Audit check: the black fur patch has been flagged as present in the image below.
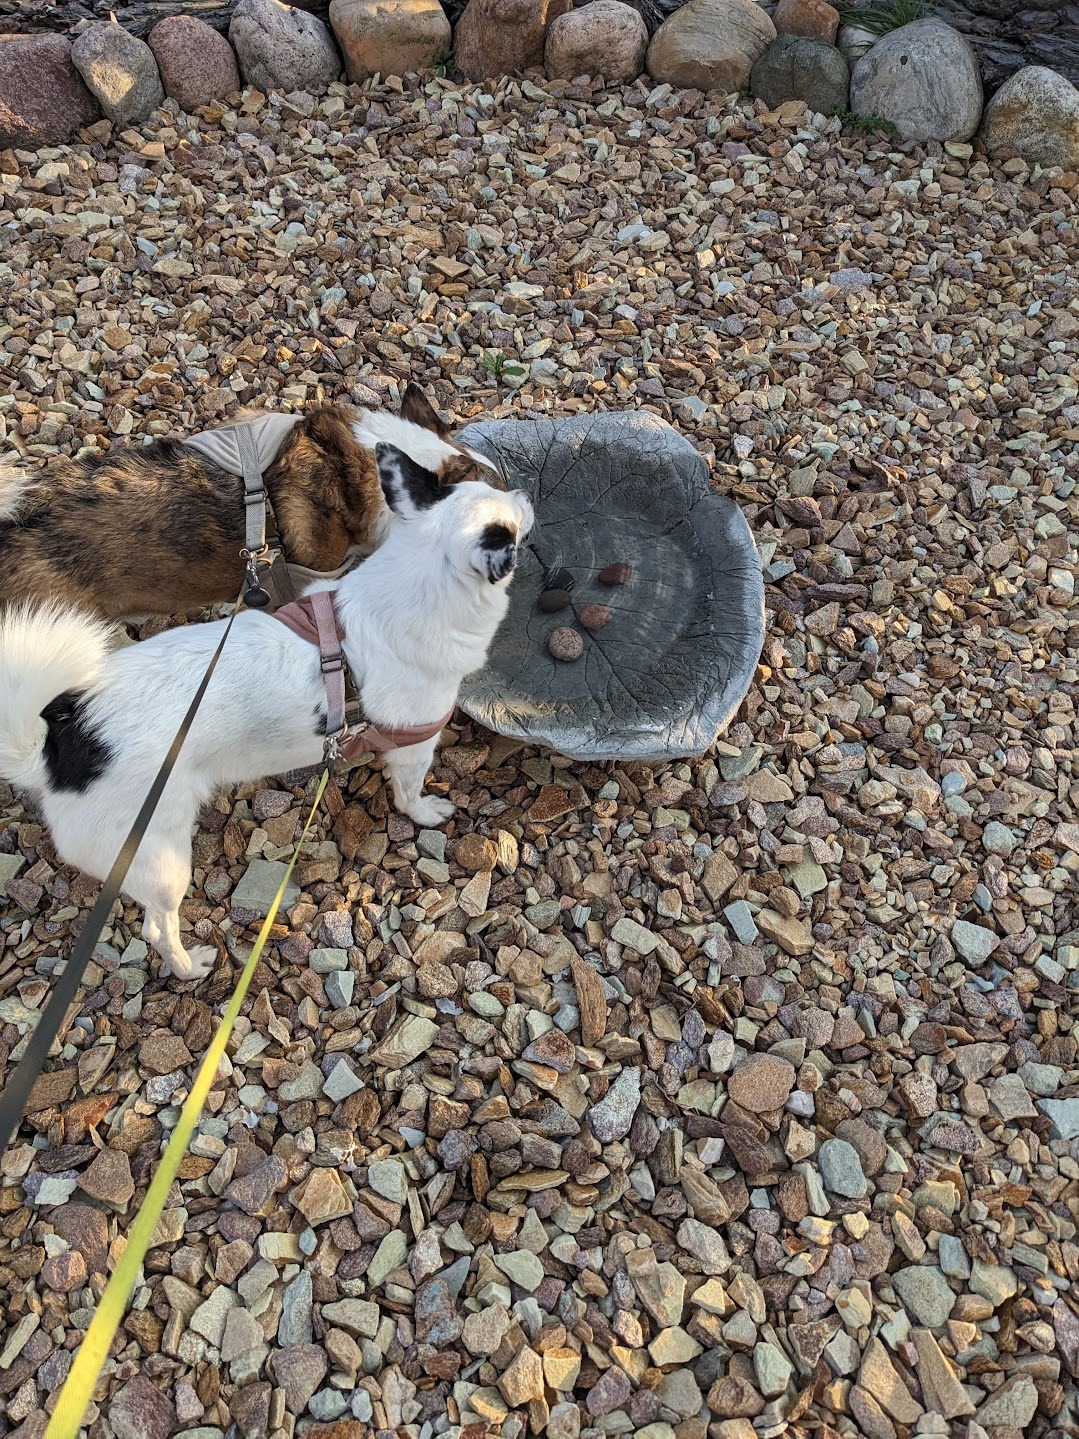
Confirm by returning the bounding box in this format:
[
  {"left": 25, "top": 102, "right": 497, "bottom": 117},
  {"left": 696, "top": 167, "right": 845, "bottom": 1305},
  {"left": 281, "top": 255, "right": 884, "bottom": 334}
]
[
  {"left": 41, "top": 690, "right": 113, "bottom": 793},
  {"left": 375, "top": 444, "right": 447, "bottom": 514},
  {"left": 479, "top": 522, "right": 518, "bottom": 582}
]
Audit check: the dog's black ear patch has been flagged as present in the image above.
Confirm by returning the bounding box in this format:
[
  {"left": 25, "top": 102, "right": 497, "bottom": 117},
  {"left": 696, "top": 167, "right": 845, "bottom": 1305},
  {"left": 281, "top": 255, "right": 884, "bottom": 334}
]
[
  {"left": 479, "top": 521, "right": 517, "bottom": 582},
  {"left": 42, "top": 690, "right": 113, "bottom": 793},
  {"left": 399, "top": 384, "right": 449, "bottom": 438},
  {"left": 376, "top": 443, "right": 447, "bottom": 515}
]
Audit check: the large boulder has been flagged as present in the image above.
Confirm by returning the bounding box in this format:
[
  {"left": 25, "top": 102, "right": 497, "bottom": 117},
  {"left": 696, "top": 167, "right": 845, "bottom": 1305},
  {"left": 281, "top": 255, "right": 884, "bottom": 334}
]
[
  {"left": 71, "top": 21, "right": 165, "bottom": 125},
  {"left": 751, "top": 34, "right": 849, "bottom": 115},
  {"left": 850, "top": 18, "right": 982, "bottom": 143},
  {"left": 148, "top": 15, "right": 240, "bottom": 109},
  {"left": 454, "top": 0, "right": 571, "bottom": 81},
  {"left": 646, "top": 0, "right": 776, "bottom": 94},
  {"left": 773, "top": 0, "right": 839, "bottom": 45},
  {"left": 0, "top": 34, "right": 97, "bottom": 149},
  {"left": 329, "top": 0, "right": 450, "bottom": 82},
  {"left": 979, "top": 65, "right": 1079, "bottom": 169},
  {"left": 545, "top": 0, "right": 648, "bottom": 82},
  {"left": 230, "top": 0, "right": 341, "bottom": 92}
]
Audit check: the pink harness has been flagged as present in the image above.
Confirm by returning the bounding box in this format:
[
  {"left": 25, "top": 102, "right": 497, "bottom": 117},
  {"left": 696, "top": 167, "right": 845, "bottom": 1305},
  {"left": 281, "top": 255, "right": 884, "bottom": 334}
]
[{"left": 274, "top": 590, "right": 453, "bottom": 759}]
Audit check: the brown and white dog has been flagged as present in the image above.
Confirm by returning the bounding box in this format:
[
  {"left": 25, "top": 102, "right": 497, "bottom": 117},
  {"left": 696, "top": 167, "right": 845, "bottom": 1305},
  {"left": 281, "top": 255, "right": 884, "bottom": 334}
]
[{"left": 0, "top": 386, "right": 496, "bottom": 620}]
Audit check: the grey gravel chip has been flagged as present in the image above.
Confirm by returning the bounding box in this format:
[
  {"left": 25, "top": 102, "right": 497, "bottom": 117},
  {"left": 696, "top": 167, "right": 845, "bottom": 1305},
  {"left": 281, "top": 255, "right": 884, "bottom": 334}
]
[{"left": 457, "top": 411, "right": 764, "bottom": 761}]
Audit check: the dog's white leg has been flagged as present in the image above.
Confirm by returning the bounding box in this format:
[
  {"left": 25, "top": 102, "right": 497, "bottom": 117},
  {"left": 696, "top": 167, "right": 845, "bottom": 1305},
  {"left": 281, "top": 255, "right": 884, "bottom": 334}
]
[
  {"left": 151, "top": 908, "right": 217, "bottom": 983},
  {"left": 385, "top": 737, "right": 454, "bottom": 827},
  {"left": 130, "top": 838, "right": 217, "bottom": 983}
]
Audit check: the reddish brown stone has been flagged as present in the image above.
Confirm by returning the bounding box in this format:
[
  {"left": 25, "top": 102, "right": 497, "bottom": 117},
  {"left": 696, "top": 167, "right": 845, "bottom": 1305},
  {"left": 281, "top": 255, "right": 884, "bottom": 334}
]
[
  {"left": 530, "top": 783, "right": 585, "bottom": 822},
  {"left": 454, "top": 0, "right": 572, "bottom": 82},
  {"left": 773, "top": 0, "right": 840, "bottom": 43},
  {"left": 148, "top": 16, "right": 240, "bottom": 110},
  {"left": 579, "top": 604, "right": 612, "bottom": 630},
  {"left": 41, "top": 1250, "right": 87, "bottom": 1293},
  {"left": 0, "top": 34, "right": 97, "bottom": 149}
]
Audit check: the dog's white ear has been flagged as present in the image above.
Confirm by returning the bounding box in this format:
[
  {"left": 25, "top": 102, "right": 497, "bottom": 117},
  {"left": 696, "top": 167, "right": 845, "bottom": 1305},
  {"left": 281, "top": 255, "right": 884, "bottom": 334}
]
[{"left": 376, "top": 443, "right": 447, "bottom": 517}]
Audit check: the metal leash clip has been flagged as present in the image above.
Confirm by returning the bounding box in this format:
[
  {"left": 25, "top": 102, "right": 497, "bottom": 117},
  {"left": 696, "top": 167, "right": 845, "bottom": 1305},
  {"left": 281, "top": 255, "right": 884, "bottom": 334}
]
[
  {"left": 240, "top": 544, "right": 275, "bottom": 609},
  {"left": 323, "top": 723, "right": 348, "bottom": 763}
]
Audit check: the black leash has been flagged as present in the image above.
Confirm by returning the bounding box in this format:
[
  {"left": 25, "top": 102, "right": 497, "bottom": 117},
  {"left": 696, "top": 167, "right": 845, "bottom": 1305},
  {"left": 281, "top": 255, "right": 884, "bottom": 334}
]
[{"left": 0, "top": 594, "right": 246, "bottom": 1154}]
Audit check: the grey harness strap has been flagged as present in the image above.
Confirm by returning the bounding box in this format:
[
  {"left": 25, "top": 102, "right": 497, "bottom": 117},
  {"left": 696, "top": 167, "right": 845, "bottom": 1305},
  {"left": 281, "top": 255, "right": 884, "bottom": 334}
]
[
  {"left": 184, "top": 412, "right": 304, "bottom": 609},
  {"left": 233, "top": 422, "right": 271, "bottom": 558}
]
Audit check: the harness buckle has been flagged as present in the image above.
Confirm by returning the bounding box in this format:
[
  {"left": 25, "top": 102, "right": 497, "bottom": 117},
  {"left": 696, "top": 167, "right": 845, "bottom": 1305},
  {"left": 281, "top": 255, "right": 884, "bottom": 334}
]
[
  {"left": 320, "top": 652, "right": 345, "bottom": 675},
  {"left": 323, "top": 724, "right": 348, "bottom": 763}
]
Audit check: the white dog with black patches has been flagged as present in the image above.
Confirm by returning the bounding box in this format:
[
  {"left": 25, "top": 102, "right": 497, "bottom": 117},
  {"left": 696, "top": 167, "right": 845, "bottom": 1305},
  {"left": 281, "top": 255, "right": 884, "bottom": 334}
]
[{"left": 0, "top": 446, "right": 532, "bottom": 985}]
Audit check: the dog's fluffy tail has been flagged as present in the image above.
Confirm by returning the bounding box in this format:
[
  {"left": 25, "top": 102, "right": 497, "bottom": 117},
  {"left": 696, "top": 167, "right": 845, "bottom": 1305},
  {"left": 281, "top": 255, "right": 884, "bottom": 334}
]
[
  {"left": 0, "top": 466, "right": 31, "bottom": 524},
  {"left": 0, "top": 603, "right": 112, "bottom": 791}
]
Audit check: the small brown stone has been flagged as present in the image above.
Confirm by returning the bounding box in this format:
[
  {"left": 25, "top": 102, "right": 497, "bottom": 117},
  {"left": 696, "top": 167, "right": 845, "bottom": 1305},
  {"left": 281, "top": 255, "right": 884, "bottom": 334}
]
[
  {"left": 571, "top": 955, "right": 608, "bottom": 1048},
  {"left": 78, "top": 1148, "right": 135, "bottom": 1207},
  {"left": 522, "top": 1028, "right": 577, "bottom": 1073},
  {"left": 498, "top": 1344, "right": 545, "bottom": 1406},
  {"left": 598, "top": 562, "right": 632, "bottom": 586},
  {"left": 41, "top": 1249, "right": 87, "bottom": 1292},
  {"left": 727, "top": 1053, "right": 796, "bottom": 1114},
  {"left": 139, "top": 1032, "right": 193, "bottom": 1075},
  {"left": 579, "top": 603, "right": 611, "bottom": 630},
  {"left": 548, "top": 626, "right": 584, "bottom": 661},
  {"left": 453, "top": 834, "right": 499, "bottom": 872}
]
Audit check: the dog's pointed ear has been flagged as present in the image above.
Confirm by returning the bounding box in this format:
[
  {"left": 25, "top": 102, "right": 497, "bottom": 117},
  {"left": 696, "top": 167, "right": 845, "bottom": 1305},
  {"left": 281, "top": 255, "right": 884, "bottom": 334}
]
[
  {"left": 399, "top": 383, "right": 450, "bottom": 438},
  {"left": 376, "top": 443, "right": 446, "bottom": 517}
]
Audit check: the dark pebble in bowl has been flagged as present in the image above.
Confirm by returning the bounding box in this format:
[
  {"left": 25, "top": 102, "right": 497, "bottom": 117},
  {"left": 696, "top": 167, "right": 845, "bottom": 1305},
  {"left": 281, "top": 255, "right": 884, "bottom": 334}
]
[
  {"left": 543, "top": 566, "right": 576, "bottom": 593},
  {"left": 599, "top": 562, "right": 632, "bottom": 586},
  {"left": 538, "top": 589, "right": 572, "bottom": 613},
  {"left": 579, "top": 604, "right": 611, "bottom": 630},
  {"left": 548, "top": 627, "right": 584, "bottom": 661}
]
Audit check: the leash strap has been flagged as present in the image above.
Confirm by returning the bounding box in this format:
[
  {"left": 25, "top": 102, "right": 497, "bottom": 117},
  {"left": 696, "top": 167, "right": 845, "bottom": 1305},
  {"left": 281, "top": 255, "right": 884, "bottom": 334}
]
[
  {"left": 0, "top": 599, "right": 244, "bottom": 1156},
  {"left": 234, "top": 424, "right": 275, "bottom": 609},
  {"left": 309, "top": 589, "right": 348, "bottom": 748},
  {"left": 44, "top": 770, "right": 329, "bottom": 1439}
]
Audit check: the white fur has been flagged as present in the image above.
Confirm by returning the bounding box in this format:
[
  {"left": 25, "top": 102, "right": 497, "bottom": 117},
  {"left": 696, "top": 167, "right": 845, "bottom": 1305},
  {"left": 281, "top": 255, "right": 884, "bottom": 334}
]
[
  {"left": 0, "top": 467, "right": 31, "bottom": 523},
  {"left": 0, "top": 603, "right": 115, "bottom": 791},
  {"left": 0, "top": 458, "right": 533, "bottom": 986},
  {"left": 352, "top": 411, "right": 497, "bottom": 482}
]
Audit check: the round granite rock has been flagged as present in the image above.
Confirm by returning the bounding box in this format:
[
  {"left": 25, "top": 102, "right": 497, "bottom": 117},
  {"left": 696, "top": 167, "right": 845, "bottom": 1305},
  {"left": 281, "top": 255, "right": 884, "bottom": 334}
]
[
  {"left": 850, "top": 18, "right": 983, "bottom": 142},
  {"left": 751, "top": 33, "right": 850, "bottom": 115},
  {"left": 457, "top": 411, "right": 764, "bottom": 761},
  {"left": 148, "top": 15, "right": 240, "bottom": 110}
]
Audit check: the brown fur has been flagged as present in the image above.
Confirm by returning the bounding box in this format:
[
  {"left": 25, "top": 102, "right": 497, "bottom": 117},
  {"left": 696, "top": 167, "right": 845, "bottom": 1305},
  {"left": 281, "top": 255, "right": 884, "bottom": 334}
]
[{"left": 0, "top": 390, "right": 483, "bottom": 621}]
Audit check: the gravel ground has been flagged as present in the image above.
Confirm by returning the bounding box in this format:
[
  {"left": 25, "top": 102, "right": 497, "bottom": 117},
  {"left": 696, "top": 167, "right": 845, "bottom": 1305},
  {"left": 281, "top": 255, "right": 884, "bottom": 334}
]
[{"left": 0, "top": 69, "right": 1078, "bottom": 1439}]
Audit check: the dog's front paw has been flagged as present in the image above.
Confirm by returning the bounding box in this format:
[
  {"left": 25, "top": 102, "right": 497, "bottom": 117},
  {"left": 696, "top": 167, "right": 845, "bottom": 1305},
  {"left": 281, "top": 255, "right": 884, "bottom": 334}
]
[
  {"left": 402, "top": 796, "right": 455, "bottom": 827},
  {"left": 162, "top": 944, "right": 218, "bottom": 983}
]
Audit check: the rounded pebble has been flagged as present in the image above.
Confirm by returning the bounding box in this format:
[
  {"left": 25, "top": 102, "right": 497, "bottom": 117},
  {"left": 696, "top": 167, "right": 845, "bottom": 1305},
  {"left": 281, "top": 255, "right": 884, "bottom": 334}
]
[
  {"left": 548, "top": 627, "right": 584, "bottom": 661},
  {"left": 579, "top": 603, "right": 612, "bottom": 630},
  {"left": 599, "top": 562, "right": 632, "bottom": 586},
  {"left": 538, "top": 588, "right": 572, "bottom": 613}
]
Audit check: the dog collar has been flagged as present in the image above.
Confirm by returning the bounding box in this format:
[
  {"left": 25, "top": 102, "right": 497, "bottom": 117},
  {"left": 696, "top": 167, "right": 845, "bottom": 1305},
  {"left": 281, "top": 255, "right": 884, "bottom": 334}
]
[{"left": 273, "top": 590, "right": 453, "bottom": 760}]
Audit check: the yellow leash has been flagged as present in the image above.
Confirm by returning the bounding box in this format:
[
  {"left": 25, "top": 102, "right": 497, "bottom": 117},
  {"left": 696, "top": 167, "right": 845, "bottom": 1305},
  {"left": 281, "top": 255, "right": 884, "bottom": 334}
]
[{"left": 45, "top": 768, "right": 330, "bottom": 1439}]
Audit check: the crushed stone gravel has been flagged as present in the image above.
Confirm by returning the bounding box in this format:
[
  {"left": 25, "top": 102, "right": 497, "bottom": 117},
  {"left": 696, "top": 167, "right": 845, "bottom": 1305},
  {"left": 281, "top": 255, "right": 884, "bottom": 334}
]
[{"left": 0, "top": 66, "right": 1077, "bottom": 1439}]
